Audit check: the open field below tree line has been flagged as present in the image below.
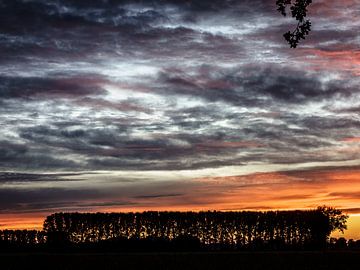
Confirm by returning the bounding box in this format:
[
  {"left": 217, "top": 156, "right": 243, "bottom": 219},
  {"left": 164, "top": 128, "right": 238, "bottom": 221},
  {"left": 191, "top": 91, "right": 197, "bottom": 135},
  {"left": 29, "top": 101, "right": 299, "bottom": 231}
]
[{"left": 1, "top": 251, "right": 360, "bottom": 270}]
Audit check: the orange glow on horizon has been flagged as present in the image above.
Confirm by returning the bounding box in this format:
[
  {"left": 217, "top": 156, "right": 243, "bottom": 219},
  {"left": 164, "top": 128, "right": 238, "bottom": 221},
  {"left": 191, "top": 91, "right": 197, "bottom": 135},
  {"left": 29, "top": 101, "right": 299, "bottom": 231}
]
[
  {"left": 0, "top": 213, "right": 45, "bottom": 231},
  {"left": 1, "top": 167, "right": 360, "bottom": 239}
]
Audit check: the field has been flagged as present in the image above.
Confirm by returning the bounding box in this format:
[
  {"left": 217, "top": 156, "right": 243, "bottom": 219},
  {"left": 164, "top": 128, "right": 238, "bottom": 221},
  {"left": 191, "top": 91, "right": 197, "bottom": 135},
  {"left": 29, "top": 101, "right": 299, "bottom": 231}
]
[{"left": 1, "top": 251, "right": 359, "bottom": 270}]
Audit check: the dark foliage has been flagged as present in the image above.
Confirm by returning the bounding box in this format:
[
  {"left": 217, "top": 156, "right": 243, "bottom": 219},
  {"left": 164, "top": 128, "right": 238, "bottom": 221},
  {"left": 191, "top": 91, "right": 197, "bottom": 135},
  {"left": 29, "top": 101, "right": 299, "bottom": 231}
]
[
  {"left": 0, "top": 229, "right": 46, "bottom": 251},
  {"left": 0, "top": 208, "right": 349, "bottom": 251},
  {"left": 276, "top": 0, "right": 313, "bottom": 48},
  {"left": 40, "top": 208, "right": 346, "bottom": 251}
]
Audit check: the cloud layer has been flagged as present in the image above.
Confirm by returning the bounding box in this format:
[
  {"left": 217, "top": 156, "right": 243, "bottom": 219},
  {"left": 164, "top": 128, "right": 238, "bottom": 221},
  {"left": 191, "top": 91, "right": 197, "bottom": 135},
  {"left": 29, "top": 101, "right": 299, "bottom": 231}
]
[
  {"left": 0, "top": 0, "right": 359, "bottom": 233},
  {"left": 1, "top": 0, "right": 359, "bottom": 171}
]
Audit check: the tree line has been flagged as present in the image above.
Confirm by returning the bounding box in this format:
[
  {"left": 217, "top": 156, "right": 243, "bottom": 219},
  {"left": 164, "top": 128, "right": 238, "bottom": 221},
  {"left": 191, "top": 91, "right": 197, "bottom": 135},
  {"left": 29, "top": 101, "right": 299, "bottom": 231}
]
[
  {"left": 0, "top": 230, "right": 46, "bottom": 248},
  {"left": 0, "top": 207, "right": 349, "bottom": 251},
  {"left": 42, "top": 207, "right": 346, "bottom": 249}
]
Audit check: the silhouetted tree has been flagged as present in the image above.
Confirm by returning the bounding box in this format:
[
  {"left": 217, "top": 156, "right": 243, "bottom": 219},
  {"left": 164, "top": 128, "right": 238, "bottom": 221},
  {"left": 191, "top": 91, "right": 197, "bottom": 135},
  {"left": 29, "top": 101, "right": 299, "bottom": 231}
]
[
  {"left": 0, "top": 229, "right": 46, "bottom": 249},
  {"left": 317, "top": 206, "right": 349, "bottom": 236},
  {"left": 276, "top": 0, "right": 313, "bottom": 48},
  {"left": 348, "top": 239, "right": 360, "bottom": 250},
  {"left": 42, "top": 208, "right": 345, "bottom": 251},
  {"left": 0, "top": 208, "right": 351, "bottom": 251}
]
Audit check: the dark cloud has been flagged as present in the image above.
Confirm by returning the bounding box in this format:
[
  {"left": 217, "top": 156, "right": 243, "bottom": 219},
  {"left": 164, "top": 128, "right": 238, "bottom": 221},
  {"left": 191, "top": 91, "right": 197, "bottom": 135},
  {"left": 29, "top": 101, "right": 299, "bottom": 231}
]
[
  {"left": 0, "top": 200, "right": 137, "bottom": 214},
  {"left": 296, "top": 116, "right": 360, "bottom": 131},
  {"left": 341, "top": 208, "right": 360, "bottom": 214},
  {"left": 156, "top": 65, "right": 353, "bottom": 106},
  {"left": 80, "top": 201, "right": 136, "bottom": 207},
  {"left": 15, "top": 122, "right": 266, "bottom": 170},
  {"left": 0, "top": 188, "right": 100, "bottom": 213},
  {"left": 0, "top": 172, "right": 83, "bottom": 183},
  {"left": 0, "top": 75, "right": 107, "bottom": 99},
  {"left": 0, "top": 0, "right": 273, "bottom": 27},
  {"left": 0, "top": 140, "right": 79, "bottom": 170},
  {"left": 87, "top": 156, "right": 246, "bottom": 170},
  {"left": 333, "top": 106, "right": 360, "bottom": 114},
  {"left": 134, "top": 193, "right": 183, "bottom": 199},
  {"left": 328, "top": 192, "right": 360, "bottom": 199},
  {"left": 0, "top": 176, "right": 193, "bottom": 213},
  {"left": 0, "top": 141, "right": 28, "bottom": 161},
  {"left": 307, "top": 29, "right": 359, "bottom": 47},
  {"left": 0, "top": 0, "right": 270, "bottom": 64}
]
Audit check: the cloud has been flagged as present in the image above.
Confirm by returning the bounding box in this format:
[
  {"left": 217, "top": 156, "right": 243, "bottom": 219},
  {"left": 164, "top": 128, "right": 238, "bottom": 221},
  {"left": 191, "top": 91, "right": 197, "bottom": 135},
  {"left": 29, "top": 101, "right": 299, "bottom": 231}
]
[
  {"left": 3, "top": 165, "right": 360, "bottom": 214},
  {"left": 0, "top": 0, "right": 360, "bottom": 232},
  {"left": 134, "top": 193, "right": 183, "bottom": 199},
  {"left": 1, "top": 61, "right": 357, "bottom": 171},
  {"left": 156, "top": 65, "right": 354, "bottom": 106},
  {"left": 0, "top": 172, "right": 85, "bottom": 184},
  {"left": 328, "top": 192, "right": 360, "bottom": 199},
  {"left": 340, "top": 208, "right": 360, "bottom": 214},
  {"left": 0, "top": 187, "right": 100, "bottom": 213},
  {"left": 342, "top": 137, "right": 360, "bottom": 143},
  {"left": 1, "top": 165, "right": 360, "bottom": 231},
  {"left": 0, "top": 75, "right": 107, "bottom": 99},
  {"left": 0, "top": 140, "right": 81, "bottom": 170},
  {"left": 0, "top": 141, "right": 28, "bottom": 160}
]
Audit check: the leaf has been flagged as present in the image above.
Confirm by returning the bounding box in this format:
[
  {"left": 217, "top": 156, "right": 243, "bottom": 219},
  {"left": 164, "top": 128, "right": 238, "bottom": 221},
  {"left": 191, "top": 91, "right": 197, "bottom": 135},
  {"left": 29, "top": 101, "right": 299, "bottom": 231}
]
[{"left": 276, "top": 0, "right": 313, "bottom": 48}]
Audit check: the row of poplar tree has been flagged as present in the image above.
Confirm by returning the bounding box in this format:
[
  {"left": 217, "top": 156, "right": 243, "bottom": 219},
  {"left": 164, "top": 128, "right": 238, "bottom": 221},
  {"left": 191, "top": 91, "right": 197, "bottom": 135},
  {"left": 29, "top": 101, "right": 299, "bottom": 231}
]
[{"left": 0, "top": 207, "right": 348, "bottom": 249}]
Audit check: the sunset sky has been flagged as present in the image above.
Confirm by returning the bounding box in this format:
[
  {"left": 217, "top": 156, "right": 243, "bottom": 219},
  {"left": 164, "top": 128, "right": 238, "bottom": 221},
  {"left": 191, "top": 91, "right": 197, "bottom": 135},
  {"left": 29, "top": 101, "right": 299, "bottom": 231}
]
[{"left": 0, "top": 0, "right": 360, "bottom": 239}]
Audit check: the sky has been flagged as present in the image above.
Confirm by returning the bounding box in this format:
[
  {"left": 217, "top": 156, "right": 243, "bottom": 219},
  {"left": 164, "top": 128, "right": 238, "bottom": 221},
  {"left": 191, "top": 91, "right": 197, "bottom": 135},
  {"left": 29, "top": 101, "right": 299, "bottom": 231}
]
[{"left": 0, "top": 0, "right": 360, "bottom": 238}]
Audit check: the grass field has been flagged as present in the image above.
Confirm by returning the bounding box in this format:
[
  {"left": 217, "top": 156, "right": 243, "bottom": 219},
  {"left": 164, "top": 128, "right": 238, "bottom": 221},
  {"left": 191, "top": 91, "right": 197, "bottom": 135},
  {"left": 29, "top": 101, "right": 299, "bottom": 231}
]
[{"left": 1, "top": 251, "right": 359, "bottom": 270}]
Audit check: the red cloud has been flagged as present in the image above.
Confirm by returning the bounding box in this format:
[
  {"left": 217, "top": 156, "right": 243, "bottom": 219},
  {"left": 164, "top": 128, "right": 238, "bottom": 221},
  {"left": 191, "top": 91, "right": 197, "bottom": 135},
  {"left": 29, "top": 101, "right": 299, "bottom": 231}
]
[{"left": 342, "top": 137, "right": 360, "bottom": 143}]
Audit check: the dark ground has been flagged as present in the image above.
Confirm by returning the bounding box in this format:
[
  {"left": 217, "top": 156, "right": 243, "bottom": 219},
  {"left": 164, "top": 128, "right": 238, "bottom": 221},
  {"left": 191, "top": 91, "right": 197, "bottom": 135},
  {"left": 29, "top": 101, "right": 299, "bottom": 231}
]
[{"left": 1, "top": 251, "right": 360, "bottom": 270}]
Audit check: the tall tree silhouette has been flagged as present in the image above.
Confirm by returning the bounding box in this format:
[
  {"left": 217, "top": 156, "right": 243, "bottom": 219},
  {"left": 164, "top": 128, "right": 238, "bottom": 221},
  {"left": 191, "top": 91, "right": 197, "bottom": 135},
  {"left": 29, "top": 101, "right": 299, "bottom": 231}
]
[{"left": 42, "top": 209, "right": 346, "bottom": 250}]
